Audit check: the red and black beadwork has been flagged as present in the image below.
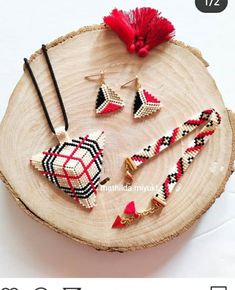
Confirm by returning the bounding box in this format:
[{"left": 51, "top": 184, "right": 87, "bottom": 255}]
[
  {"left": 113, "top": 109, "right": 221, "bottom": 228},
  {"left": 31, "top": 131, "right": 105, "bottom": 209},
  {"left": 133, "top": 88, "right": 161, "bottom": 119},
  {"left": 96, "top": 83, "right": 124, "bottom": 114}
]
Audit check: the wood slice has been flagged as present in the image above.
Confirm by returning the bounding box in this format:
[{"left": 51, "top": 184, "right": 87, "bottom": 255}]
[{"left": 0, "top": 24, "right": 234, "bottom": 252}]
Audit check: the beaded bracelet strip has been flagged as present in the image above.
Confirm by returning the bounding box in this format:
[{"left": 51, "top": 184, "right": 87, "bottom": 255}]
[{"left": 113, "top": 108, "right": 221, "bottom": 228}]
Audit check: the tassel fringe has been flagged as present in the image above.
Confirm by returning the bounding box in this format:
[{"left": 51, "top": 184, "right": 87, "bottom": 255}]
[{"left": 104, "top": 7, "right": 175, "bottom": 57}]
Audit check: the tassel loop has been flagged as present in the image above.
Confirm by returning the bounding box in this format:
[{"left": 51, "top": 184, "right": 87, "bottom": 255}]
[{"left": 138, "top": 45, "right": 150, "bottom": 57}]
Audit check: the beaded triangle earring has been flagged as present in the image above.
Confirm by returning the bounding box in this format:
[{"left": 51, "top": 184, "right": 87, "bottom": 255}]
[
  {"left": 85, "top": 71, "right": 124, "bottom": 115},
  {"left": 121, "top": 76, "right": 161, "bottom": 119},
  {"left": 24, "top": 45, "right": 106, "bottom": 209}
]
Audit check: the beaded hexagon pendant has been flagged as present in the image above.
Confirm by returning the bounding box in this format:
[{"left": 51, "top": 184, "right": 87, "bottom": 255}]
[
  {"left": 133, "top": 88, "right": 161, "bottom": 119},
  {"left": 96, "top": 83, "right": 124, "bottom": 114},
  {"left": 31, "top": 130, "right": 105, "bottom": 209}
]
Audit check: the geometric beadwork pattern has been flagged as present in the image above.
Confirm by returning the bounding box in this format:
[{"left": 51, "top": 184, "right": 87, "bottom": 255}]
[
  {"left": 31, "top": 131, "right": 105, "bottom": 209},
  {"left": 129, "top": 109, "right": 221, "bottom": 172},
  {"left": 133, "top": 88, "right": 161, "bottom": 119},
  {"left": 114, "top": 109, "right": 222, "bottom": 228},
  {"left": 154, "top": 109, "right": 221, "bottom": 204},
  {"left": 96, "top": 83, "right": 124, "bottom": 114}
]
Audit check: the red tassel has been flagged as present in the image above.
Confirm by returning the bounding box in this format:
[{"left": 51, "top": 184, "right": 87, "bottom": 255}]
[
  {"left": 104, "top": 7, "right": 175, "bottom": 57},
  {"left": 103, "top": 8, "right": 135, "bottom": 53},
  {"left": 124, "top": 201, "right": 140, "bottom": 219},
  {"left": 124, "top": 201, "right": 136, "bottom": 215},
  {"left": 112, "top": 215, "right": 126, "bottom": 228},
  {"left": 130, "top": 7, "right": 157, "bottom": 53},
  {"left": 139, "top": 10, "right": 175, "bottom": 57}
]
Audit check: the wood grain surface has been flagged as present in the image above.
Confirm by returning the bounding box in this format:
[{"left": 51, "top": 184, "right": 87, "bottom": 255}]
[{"left": 0, "top": 24, "right": 234, "bottom": 252}]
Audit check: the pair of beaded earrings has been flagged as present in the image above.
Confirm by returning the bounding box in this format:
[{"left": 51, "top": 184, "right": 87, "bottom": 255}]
[{"left": 85, "top": 71, "right": 161, "bottom": 119}]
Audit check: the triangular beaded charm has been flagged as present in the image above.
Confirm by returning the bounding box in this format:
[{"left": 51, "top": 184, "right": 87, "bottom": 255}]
[
  {"left": 133, "top": 88, "right": 161, "bottom": 119},
  {"left": 96, "top": 83, "right": 124, "bottom": 114},
  {"left": 31, "top": 129, "right": 105, "bottom": 209}
]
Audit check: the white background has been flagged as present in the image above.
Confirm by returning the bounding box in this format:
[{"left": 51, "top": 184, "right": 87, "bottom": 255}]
[
  {"left": 0, "top": 0, "right": 235, "bottom": 278},
  {"left": 0, "top": 278, "right": 233, "bottom": 290}
]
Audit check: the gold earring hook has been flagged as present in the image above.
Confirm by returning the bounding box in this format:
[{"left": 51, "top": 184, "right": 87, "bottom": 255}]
[
  {"left": 84, "top": 70, "right": 105, "bottom": 85},
  {"left": 121, "top": 76, "right": 141, "bottom": 90},
  {"left": 84, "top": 71, "right": 119, "bottom": 85},
  {"left": 100, "top": 70, "right": 104, "bottom": 85}
]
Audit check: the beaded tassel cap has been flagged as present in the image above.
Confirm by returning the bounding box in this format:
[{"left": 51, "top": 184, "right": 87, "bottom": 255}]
[
  {"left": 31, "top": 131, "right": 105, "bottom": 209},
  {"left": 133, "top": 88, "right": 161, "bottom": 119},
  {"left": 96, "top": 83, "right": 124, "bottom": 114}
]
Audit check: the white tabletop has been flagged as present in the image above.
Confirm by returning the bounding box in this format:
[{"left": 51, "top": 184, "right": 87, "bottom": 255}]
[{"left": 0, "top": 0, "right": 234, "bottom": 278}]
